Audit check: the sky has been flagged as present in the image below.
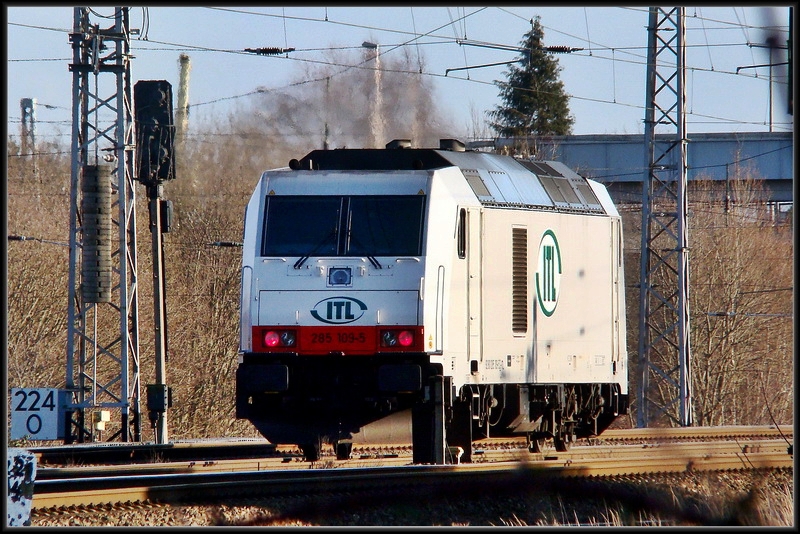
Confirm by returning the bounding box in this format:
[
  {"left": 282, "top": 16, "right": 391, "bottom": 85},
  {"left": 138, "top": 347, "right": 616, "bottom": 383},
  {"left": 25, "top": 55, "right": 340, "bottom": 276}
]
[{"left": 6, "top": 5, "right": 795, "bottom": 147}]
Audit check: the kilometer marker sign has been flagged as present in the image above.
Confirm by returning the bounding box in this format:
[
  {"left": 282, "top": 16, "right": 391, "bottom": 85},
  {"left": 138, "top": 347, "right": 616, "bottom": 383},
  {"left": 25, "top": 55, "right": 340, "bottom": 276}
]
[{"left": 10, "top": 388, "right": 65, "bottom": 441}]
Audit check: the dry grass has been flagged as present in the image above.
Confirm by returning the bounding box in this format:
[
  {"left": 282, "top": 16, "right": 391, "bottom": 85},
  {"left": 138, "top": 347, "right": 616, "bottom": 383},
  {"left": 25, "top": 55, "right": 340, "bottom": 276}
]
[
  {"left": 29, "top": 473, "right": 794, "bottom": 527},
  {"left": 8, "top": 130, "right": 795, "bottom": 528}
]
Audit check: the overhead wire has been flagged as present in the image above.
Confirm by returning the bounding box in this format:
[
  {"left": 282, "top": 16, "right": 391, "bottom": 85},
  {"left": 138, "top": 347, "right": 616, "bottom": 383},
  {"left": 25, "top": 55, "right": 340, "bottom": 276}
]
[
  {"left": 611, "top": 49, "right": 616, "bottom": 103},
  {"left": 140, "top": 6, "right": 150, "bottom": 40},
  {"left": 583, "top": 7, "right": 593, "bottom": 56},
  {"left": 87, "top": 7, "right": 121, "bottom": 19},
  {"left": 7, "top": 7, "right": 791, "bottom": 135},
  {"left": 409, "top": 7, "right": 423, "bottom": 73},
  {"left": 446, "top": 7, "right": 470, "bottom": 79},
  {"left": 282, "top": 7, "right": 289, "bottom": 55},
  {"left": 694, "top": 7, "right": 716, "bottom": 71},
  {"left": 204, "top": 6, "right": 460, "bottom": 42}
]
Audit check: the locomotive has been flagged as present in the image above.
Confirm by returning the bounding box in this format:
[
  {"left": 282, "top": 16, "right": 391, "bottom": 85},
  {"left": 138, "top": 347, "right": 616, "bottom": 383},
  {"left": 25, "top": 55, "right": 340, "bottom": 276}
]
[{"left": 236, "top": 139, "right": 628, "bottom": 464}]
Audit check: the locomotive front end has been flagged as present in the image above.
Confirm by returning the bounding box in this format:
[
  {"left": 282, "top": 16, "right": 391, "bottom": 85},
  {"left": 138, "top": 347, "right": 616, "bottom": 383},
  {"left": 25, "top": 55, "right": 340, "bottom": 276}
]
[{"left": 236, "top": 168, "right": 439, "bottom": 460}]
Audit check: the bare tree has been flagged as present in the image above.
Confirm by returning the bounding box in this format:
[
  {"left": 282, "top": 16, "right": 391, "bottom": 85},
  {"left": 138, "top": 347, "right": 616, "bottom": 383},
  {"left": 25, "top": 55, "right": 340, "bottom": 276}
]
[
  {"left": 214, "top": 45, "right": 456, "bottom": 155},
  {"left": 688, "top": 168, "right": 793, "bottom": 426},
  {"left": 7, "top": 141, "right": 71, "bottom": 389}
]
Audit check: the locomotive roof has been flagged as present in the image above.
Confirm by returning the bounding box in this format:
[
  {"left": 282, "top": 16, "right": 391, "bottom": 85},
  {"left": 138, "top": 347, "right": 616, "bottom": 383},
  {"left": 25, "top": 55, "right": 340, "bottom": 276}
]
[{"left": 294, "top": 144, "right": 608, "bottom": 215}]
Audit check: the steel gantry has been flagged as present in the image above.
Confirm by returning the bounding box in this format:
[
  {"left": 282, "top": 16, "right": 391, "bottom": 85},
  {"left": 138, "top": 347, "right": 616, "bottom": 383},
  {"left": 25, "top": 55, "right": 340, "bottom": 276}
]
[
  {"left": 66, "top": 6, "right": 141, "bottom": 443},
  {"left": 637, "top": 7, "right": 693, "bottom": 428}
]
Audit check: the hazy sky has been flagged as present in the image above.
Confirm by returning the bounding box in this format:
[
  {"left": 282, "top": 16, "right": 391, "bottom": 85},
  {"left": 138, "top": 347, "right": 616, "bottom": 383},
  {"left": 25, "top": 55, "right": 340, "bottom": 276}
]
[{"left": 6, "top": 5, "right": 794, "bottom": 145}]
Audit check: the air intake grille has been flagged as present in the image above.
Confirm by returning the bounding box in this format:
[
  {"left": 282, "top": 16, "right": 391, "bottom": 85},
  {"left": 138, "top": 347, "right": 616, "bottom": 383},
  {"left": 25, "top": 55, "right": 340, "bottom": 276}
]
[{"left": 512, "top": 227, "right": 528, "bottom": 333}]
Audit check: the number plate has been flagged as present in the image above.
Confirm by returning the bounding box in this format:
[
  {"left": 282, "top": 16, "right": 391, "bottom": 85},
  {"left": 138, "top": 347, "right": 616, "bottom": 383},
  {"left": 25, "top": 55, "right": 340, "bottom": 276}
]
[{"left": 299, "top": 327, "right": 375, "bottom": 353}]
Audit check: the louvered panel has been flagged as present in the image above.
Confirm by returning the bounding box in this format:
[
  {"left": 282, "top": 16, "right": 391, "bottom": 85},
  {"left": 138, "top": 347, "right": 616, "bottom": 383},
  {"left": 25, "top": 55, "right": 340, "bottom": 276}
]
[{"left": 511, "top": 227, "right": 528, "bottom": 333}]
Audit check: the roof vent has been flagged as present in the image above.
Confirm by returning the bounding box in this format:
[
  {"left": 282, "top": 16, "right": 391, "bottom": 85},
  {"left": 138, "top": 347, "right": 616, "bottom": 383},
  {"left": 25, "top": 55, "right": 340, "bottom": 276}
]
[
  {"left": 439, "top": 138, "right": 465, "bottom": 152},
  {"left": 386, "top": 139, "right": 411, "bottom": 149}
]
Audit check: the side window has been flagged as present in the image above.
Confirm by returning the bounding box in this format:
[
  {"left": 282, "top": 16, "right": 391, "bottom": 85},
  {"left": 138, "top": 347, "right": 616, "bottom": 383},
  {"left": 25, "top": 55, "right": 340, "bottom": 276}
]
[{"left": 457, "top": 208, "right": 466, "bottom": 259}]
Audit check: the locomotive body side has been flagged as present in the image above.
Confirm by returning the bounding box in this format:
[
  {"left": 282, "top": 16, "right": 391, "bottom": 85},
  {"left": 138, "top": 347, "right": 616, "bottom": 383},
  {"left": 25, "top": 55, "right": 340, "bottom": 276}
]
[
  {"left": 236, "top": 143, "right": 628, "bottom": 463},
  {"left": 469, "top": 206, "right": 626, "bottom": 389}
]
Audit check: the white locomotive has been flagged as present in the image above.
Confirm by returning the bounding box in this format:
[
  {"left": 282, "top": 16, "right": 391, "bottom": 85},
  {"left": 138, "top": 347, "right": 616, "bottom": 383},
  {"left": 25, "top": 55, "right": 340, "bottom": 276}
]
[{"left": 236, "top": 139, "right": 628, "bottom": 463}]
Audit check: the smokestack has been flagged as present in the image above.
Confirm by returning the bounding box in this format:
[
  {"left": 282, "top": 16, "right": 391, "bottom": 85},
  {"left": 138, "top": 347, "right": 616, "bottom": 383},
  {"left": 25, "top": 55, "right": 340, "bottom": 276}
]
[{"left": 176, "top": 54, "right": 191, "bottom": 139}]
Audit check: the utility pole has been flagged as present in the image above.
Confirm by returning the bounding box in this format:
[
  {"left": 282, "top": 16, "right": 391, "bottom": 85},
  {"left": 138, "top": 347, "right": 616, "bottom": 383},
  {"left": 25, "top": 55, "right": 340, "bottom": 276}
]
[
  {"left": 637, "top": 7, "right": 692, "bottom": 428},
  {"left": 176, "top": 54, "right": 191, "bottom": 142},
  {"left": 362, "top": 41, "right": 383, "bottom": 148},
  {"left": 324, "top": 76, "right": 330, "bottom": 150},
  {"left": 175, "top": 54, "right": 192, "bottom": 188},
  {"left": 66, "top": 6, "right": 141, "bottom": 443}
]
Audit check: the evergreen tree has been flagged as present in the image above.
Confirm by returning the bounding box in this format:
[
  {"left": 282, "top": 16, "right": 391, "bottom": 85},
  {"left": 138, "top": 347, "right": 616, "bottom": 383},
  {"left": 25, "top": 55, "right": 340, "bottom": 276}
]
[{"left": 489, "top": 16, "right": 574, "bottom": 137}]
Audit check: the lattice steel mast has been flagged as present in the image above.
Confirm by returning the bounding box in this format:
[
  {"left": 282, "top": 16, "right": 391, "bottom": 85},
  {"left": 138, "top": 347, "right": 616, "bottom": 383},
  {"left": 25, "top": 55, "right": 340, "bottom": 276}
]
[
  {"left": 637, "top": 7, "right": 692, "bottom": 428},
  {"left": 66, "top": 7, "right": 141, "bottom": 442}
]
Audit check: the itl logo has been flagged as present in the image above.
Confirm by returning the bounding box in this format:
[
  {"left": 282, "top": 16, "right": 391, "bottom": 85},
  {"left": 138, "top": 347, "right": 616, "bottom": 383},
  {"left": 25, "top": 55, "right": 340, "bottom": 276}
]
[
  {"left": 311, "top": 296, "right": 367, "bottom": 324},
  {"left": 535, "top": 229, "right": 561, "bottom": 317}
]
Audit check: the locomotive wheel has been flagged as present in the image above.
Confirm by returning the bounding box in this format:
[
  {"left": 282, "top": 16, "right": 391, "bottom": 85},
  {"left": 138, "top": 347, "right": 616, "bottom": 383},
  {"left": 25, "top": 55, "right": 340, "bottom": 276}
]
[
  {"left": 300, "top": 440, "right": 321, "bottom": 462},
  {"left": 553, "top": 424, "right": 574, "bottom": 452},
  {"left": 527, "top": 435, "right": 546, "bottom": 453},
  {"left": 335, "top": 441, "right": 353, "bottom": 460}
]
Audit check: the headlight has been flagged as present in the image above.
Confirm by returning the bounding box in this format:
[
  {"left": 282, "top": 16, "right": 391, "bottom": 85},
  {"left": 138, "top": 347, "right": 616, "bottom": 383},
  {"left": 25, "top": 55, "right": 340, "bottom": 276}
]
[
  {"left": 328, "top": 267, "right": 352, "bottom": 286},
  {"left": 280, "top": 330, "right": 296, "bottom": 346}
]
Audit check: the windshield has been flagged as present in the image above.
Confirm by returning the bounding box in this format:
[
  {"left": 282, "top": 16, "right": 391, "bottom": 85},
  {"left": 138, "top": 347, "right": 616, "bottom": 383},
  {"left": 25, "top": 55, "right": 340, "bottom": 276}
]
[{"left": 261, "top": 195, "right": 425, "bottom": 257}]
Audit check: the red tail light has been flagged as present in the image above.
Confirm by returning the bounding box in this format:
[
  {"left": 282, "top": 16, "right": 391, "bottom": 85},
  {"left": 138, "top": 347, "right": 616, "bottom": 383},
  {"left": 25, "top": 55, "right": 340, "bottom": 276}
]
[
  {"left": 262, "top": 329, "right": 296, "bottom": 348},
  {"left": 398, "top": 330, "right": 414, "bottom": 347},
  {"left": 264, "top": 331, "right": 280, "bottom": 347},
  {"left": 381, "top": 329, "right": 415, "bottom": 348}
]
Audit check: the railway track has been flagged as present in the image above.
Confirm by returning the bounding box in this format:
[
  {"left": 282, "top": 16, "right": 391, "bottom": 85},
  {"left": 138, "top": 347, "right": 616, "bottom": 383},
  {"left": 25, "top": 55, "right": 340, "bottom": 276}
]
[
  {"left": 598, "top": 424, "right": 794, "bottom": 443},
  {"left": 29, "top": 424, "right": 792, "bottom": 467},
  {"left": 30, "top": 427, "right": 792, "bottom": 511}
]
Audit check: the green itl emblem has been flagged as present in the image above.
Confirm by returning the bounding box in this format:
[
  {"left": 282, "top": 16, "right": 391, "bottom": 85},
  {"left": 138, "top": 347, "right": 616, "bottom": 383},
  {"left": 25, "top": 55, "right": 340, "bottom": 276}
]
[{"left": 535, "top": 229, "right": 561, "bottom": 317}]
